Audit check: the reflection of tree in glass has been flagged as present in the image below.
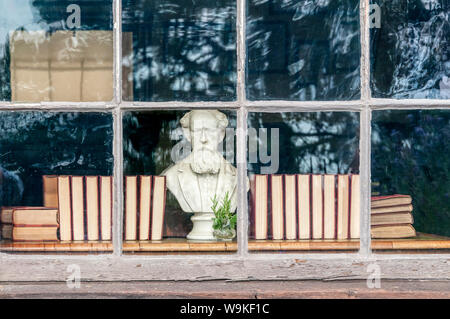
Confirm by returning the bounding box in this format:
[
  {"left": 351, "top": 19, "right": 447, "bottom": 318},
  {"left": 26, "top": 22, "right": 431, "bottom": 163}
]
[
  {"left": 248, "top": 112, "right": 360, "bottom": 175},
  {"left": 0, "top": 112, "right": 113, "bottom": 206},
  {"left": 371, "top": 0, "right": 449, "bottom": 98},
  {"left": 247, "top": 0, "right": 360, "bottom": 100},
  {"left": 372, "top": 110, "right": 450, "bottom": 236},
  {"left": 122, "top": 0, "right": 236, "bottom": 101}
]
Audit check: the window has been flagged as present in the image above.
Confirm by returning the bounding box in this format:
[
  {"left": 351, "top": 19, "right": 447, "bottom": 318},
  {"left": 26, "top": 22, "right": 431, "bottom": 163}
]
[{"left": 0, "top": 0, "right": 449, "bottom": 281}]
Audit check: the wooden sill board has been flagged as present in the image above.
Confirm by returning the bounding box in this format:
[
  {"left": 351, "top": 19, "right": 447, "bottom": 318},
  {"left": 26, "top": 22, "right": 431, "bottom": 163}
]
[
  {"left": 249, "top": 240, "right": 360, "bottom": 251},
  {"left": 123, "top": 239, "right": 237, "bottom": 252},
  {"left": 0, "top": 241, "right": 112, "bottom": 252},
  {"left": 249, "top": 233, "right": 450, "bottom": 251},
  {"left": 1, "top": 233, "right": 448, "bottom": 252}
]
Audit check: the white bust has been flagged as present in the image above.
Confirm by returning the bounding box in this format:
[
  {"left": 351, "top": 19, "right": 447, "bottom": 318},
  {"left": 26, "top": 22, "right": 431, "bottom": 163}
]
[{"left": 162, "top": 110, "right": 238, "bottom": 214}]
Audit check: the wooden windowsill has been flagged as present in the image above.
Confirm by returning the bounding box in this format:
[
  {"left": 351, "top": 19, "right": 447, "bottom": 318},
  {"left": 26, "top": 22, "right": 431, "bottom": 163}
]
[
  {"left": 0, "top": 233, "right": 448, "bottom": 252},
  {"left": 248, "top": 239, "right": 360, "bottom": 251},
  {"left": 123, "top": 238, "right": 237, "bottom": 252},
  {"left": 0, "top": 241, "right": 113, "bottom": 252},
  {"left": 249, "top": 233, "right": 450, "bottom": 251}
]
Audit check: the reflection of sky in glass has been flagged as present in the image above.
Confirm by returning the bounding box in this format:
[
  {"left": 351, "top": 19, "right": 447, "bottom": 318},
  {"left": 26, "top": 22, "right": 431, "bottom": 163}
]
[
  {"left": 0, "top": 1, "right": 40, "bottom": 36},
  {"left": 0, "top": 0, "right": 41, "bottom": 56},
  {"left": 0, "top": 1, "right": 114, "bottom": 101},
  {"left": 248, "top": 112, "right": 360, "bottom": 175}
]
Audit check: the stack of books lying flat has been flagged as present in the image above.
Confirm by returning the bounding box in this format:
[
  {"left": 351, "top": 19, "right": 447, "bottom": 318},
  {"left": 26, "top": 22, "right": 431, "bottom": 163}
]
[
  {"left": 371, "top": 195, "right": 416, "bottom": 239},
  {"left": 1, "top": 207, "right": 59, "bottom": 241}
]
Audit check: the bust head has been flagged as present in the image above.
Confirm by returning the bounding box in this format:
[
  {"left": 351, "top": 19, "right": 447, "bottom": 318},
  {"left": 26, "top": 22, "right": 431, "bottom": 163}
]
[
  {"left": 162, "top": 109, "right": 245, "bottom": 220},
  {"left": 180, "top": 110, "right": 228, "bottom": 174}
]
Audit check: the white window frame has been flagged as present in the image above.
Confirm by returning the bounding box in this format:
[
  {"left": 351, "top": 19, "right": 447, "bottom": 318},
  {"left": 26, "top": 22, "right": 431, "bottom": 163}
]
[{"left": 0, "top": 0, "right": 449, "bottom": 282}]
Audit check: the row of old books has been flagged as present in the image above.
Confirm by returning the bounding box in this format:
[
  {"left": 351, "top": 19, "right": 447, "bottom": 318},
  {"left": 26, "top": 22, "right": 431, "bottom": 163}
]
[
  {"left": 1, "top": 207, "right": 59, "bottom": 241},
  {"left": 371, "top": 194, "right": 416, "bottom": 238},
  {"left": 124, "top": 176, "right": 167, "bottom": 241},
  {"left": 0, "top": 175, "right": 167, "bottom": 242},
  {"left": 56, "top": 175, "right": 113, "bottom": 241},
  {"left": 0, "top": 175, "right": 114, "bottom": 241},
  {"left": 251, "top": 174, "right": 361, "bottom": 240}
]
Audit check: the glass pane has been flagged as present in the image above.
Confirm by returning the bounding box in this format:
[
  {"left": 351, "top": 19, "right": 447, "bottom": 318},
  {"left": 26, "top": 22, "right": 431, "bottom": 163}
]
[
  {"left": 370, "top": 1, "right": 449, "bottom": 99},
  {"left": 247, "top": 112, "right": 360, "bottom": 252},
  {"left": 122, "top": 0, "right": 237, "bottom": 101},
  {"left": 372, "top": 110, "right": 450, "bottom": 251},
  {"left": 0, "top": 0, "right": 113, "bottom": 102},
  {"left": 123, "top": 110, "right": 238, "bottom": 253},
  {"left": 0, "top": 112, "right": 114, "bottom": 253},
  {"left": 247, "top": 0, "right": 360, "bottom": 101}
]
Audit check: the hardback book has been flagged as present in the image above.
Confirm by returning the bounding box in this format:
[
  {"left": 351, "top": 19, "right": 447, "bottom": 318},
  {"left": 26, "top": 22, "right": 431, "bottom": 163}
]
[
  {"left": 43, "top": 175, "right": 59, "bottom": 208},
  {"left": 371, "top": 224, "right": 416, "bottom": 239},
  {"left": 139, "top": 176, "right": 152, "bottom": 240},
  {"left": 125, "top": 176, "right": 138, "bottom": 241},
  {"left": 297, "top": 174, "right": 310, "bottom": 239},
  {"left": 284, "top": 175, "right": 297, "bottom": 240},
  {"left": 323, "top": 175, "right": 336, "bottom": 239},
  {"left": 336, "top": 175, "right": 350, "bottom": 239},
  {"left": 371, "top": 195, "right": 412, "bottom": 208},
  {"left": 371, "top": 204, "right": 413, "bottom": 215},
  {"left": 58, "top": 176, "right": 72, "bottom": 241},
  {"left": 1, "top": 206, "right": 48, "bottom": 224},
  {"left": 1, "top": 207, "right": 13, "bottom": 224},
  {"left": 12, "top": 226, "right": 58, "bottom": 241},
  {"left": 71, "top": 176, "right": 85, "bottom": 241},
  {"left": 12, "top": 207, "right": 58, "bottom": 226},
  {"left": 371, "top": 212, "right": 414, "bottom": 226},
  {"left": 100, "top": 176, "right": 113, "bottom": 241},
  {"left": 151, "top": 176, "right": 166, "bottom": 241},
  {"left": 271, "top": 175, "right": 284, "bottom": 240},
  {"left": 1, "top": 224, "right": 12, "bottom": 239},
  {"left": 311, "top": 175, "right": 323, "bottom": 239},
  {"left": 253, "top": 175, "right": 268, "bottom": 240},
  {"left": 85, "top": 176, "right": 100, "bottom": 240},
  {"left": 349, "top": 175, "right": 360, "bottom": 239}
]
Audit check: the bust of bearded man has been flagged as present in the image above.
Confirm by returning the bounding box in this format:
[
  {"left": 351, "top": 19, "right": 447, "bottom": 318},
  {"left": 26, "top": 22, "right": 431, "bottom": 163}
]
[{"left": 162, "top": 110, "right": 245, "bottom": 240}]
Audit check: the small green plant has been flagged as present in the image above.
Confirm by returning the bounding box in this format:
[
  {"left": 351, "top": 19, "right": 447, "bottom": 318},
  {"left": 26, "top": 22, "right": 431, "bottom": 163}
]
[{"left": 211, "top": 192, "right": 236, "bottom": 231}]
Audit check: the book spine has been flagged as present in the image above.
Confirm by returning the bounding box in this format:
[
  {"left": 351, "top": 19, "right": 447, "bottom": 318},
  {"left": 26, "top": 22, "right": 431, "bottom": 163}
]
[
  {"left": 136, "top": 176, "right": 141, "bottom": 240},
  {"left": 86, "top": 176, "right": 100, "bottom": 241},
  {"left": 150, "top": 176, "right": 166, "bottom": 241},
  {"left": 249, "top": 174, "right": 256, "bottom": 240},
  {"left": 270, "top": 175, "right": 284, "bottom": 240},
  {"left": 282, "top": 175, "right": 286, "bottom": 240},
  {"left": 334, "top": 174, "right": 338, "bottom": 239},
  {"left": 254, "top": 174, "right": 269, "bottom": 240},
  {"left": 309, "top": 174, "right": 313, "bottom": 239},
  {"left": 350, "top": 174, "right": 361, "bottom": 239},
  {"left": 161, "top": 176, "right": 167, "bottom": 240},
  {"left": 97, "top": 175, "right": 102, "bottom": 241},
  {"left": 284, "top": 174, "right": 296, "bottom": 240},
  {"left": 297, "top": 174, "right": 311, "bottom": 239},
  {"left": 323, "top": 174, "right": 336, "bottom": 239},
  {"left": 71, "top": 176, "right": 85, "bottom": 241},
  {"left": 311, "top": 175, "right": 323, "bottom": 239},
  {"left": 139, "top": 175, "right": 152, "bottom": 241},
  {"left": 58, "top": 176, "right": 72, "bottom": 241},
  {"left": 347, "top": 174, "right": 352, "bottom": 239},
  {"left": 43, "top": 175, "right": 59, "bottom": 208},
  {"left": 124, "top": 176, "right": 138, "bottom": 241}
]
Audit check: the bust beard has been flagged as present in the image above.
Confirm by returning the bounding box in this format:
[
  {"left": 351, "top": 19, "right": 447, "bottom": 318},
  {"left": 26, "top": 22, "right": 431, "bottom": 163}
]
[{"left": 189, "top": 148, "right": 223, "bottom": 175}]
